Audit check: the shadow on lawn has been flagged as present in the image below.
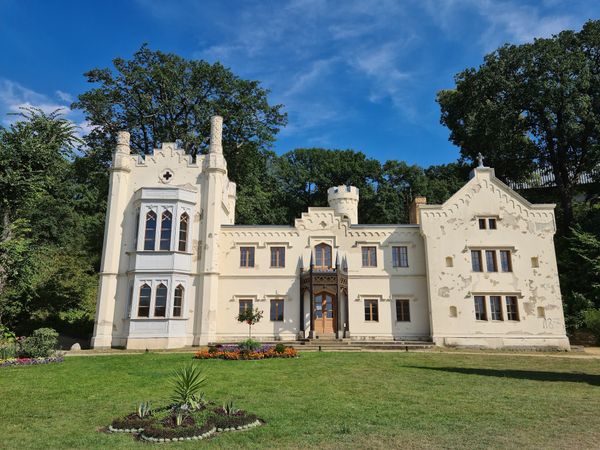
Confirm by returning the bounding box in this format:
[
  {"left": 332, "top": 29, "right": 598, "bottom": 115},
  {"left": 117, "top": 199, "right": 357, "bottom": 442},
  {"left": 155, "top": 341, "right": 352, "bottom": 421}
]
[{"left": 409, "top": 366, "right": 600, "bottom": 387}]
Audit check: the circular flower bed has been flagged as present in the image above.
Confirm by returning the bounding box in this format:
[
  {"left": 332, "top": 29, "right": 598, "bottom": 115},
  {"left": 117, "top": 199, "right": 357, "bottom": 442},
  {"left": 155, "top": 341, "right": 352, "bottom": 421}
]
[
  {"left": 0, "top": 356, "right": 64, "bottom": 367},
  {"left": 195, "top": 343, "right": 298, "bottom": 360}
]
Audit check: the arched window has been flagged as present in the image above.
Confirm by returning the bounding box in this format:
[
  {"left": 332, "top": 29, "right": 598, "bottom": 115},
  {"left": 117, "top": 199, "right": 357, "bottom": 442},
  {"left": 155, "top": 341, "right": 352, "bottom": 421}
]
[
  {"left": 173, "top": 285, "right": 184, "bottom": 317},
  {"left": 154, "top": 283, "right": 168, "bottom": 317},
  {"left": 144, "top": 211, "right": 157, "bottom": 250},
  {"left": 178, "top": 213, "right": 189, "bottom": 252},
  {"left": 314, "top": 243, "right": 332, "bottom": 269},
  {"left": 160, "top": 211, "right": 172, "bottom": 251},
  {"left": 138, "top": 284, "right": 151, "bottom": 317}
]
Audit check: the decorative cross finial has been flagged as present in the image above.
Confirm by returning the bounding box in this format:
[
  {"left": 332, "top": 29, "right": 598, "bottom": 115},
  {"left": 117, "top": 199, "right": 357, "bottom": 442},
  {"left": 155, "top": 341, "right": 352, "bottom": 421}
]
[{"left": 477, "top": 152, "right": 484, "bottom": 168}]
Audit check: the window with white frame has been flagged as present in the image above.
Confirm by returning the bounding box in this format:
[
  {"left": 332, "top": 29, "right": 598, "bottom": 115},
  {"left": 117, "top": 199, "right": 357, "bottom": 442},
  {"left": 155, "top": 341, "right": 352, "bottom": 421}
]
[
  {"left": 178, "top": 213, "right": 189, "bottom": 252},
  {"left": 173, "top": 285, "right": 184, "bottom": 317},
  {"left": 159, "top": 211, "right": 172, "bottom": 251},
  {"left": 144, "top": 211, "right": 157, "bottom": 250},
  {"left": 392, "top": 246, "right": 408, "bottom": 267},
  {"left": 138, "top": 284, "right": 152, "bottom": 317}
]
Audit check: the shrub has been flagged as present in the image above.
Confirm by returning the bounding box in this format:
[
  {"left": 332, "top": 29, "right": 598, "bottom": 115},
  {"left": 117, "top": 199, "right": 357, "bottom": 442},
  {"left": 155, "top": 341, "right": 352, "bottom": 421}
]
[
  {"left": 21, "top": 328, "right": 58, "bottom": 358},
  {"left": 583, "top": 309, "right": 600, "bottom": 344},
  {"left": 275, "top": 343, "right": 286, "bottom": 354},
  {"left": 238, "top": 338, "right": 261, "bottom": 352}
]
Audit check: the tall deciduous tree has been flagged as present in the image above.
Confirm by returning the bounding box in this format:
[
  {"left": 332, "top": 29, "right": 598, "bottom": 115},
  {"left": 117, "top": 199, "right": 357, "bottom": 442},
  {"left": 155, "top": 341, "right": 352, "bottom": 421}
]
[
  {"left": 437, "top": 20, "right": 600, "bottom": 231},
  {"left": 72, "top": 45, "right": 287, "bottom": 224},
  {"left": 0, "top": 108, "right": 86, "bottom": 326},
  {"left": 274, "top": 148, "right": 381, "bottom": 223}
]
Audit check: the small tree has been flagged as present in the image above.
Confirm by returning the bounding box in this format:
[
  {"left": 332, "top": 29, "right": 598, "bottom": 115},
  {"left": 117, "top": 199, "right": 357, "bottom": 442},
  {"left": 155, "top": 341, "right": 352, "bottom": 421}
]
[{"left": 236, "top": 308, "right": 263, "bottom": 339}]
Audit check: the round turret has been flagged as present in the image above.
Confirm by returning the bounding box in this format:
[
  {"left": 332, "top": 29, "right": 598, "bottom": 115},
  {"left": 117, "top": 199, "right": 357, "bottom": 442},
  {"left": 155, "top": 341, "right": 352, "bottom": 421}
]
[{"left": 327, "top": 185, "right": 359, "bottom": 224}]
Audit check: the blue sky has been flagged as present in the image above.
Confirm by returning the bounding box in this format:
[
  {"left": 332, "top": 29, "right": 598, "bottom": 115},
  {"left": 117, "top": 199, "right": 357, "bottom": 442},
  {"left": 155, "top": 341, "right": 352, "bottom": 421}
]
[{"left": 1, "top": 0, "right": 599, "bottom": 167}]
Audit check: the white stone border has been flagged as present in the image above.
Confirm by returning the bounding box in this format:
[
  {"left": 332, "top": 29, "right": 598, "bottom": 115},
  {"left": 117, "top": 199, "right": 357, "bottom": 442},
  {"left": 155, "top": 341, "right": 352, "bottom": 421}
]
[{"left": 140, "top": 427, "right": 217, "bottom": 443}]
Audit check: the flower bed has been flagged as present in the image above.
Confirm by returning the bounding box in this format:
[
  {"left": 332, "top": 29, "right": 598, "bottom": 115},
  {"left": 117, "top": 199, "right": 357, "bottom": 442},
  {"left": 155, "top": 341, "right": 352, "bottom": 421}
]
[
  {"left": 195, "top": 344, "right": 298, "bottom": 360},
  {"left": 0, "top": 356, "right": 64, "bottom": 367}
]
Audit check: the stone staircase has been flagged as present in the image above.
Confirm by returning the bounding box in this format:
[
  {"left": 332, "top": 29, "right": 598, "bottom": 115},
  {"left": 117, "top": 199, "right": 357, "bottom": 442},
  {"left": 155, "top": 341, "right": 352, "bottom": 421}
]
[{"left": 289, "top": 338, "right": 435, "bottom": 352}]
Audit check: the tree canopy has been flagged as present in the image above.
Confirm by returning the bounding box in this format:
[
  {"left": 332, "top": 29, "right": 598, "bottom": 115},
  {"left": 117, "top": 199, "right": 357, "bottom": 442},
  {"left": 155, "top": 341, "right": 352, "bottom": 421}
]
[{"left": 437, "top": 19, "right": 600, "bottom": 230}]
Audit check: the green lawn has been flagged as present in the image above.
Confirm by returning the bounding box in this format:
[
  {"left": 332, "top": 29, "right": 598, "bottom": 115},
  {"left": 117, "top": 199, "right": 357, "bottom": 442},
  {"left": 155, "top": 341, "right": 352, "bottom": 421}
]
[{"left": 1, "top": 352, "right": 599, "bottom": 449}]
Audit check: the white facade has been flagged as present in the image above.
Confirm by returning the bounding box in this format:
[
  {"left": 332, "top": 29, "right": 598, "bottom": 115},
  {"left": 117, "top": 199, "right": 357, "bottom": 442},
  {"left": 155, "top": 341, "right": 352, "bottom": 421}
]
[{"left": 91, "top": 117, "right": 570, "bottom": 350}]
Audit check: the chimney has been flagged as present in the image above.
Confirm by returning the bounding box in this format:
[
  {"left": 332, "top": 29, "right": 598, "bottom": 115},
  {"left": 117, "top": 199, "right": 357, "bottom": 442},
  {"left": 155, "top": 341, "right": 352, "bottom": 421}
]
[
  {"left": 409, "top": 196, "right": 427, "bottom": 224},
  {"left": 209, "top": 115, "right": 223, "bottom": 154}
]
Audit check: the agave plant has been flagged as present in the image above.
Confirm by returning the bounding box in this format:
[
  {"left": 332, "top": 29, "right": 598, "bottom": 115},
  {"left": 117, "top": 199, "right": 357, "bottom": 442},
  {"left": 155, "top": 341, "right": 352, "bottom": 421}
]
[
  {"left": 137, "top": 401, "right": 152, "bottom": 418},
  {"left": 169, "top": 363, "right": 206, "bottom": 408},
  {"left": 222, "top": 400, "right": 239, "bottom": 416}
]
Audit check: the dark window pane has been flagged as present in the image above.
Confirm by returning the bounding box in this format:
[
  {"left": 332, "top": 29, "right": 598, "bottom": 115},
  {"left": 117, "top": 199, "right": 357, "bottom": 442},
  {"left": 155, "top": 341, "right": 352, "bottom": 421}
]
[
  {"left": 160, "top": 211, "right": 172, "bottom": 250},
  {"left": 488, "top": 218, "right": 497, "bottom": 229},
  {"left": 270, "top": 299, "right": 284, "bottom": 321},
  {"left": 479, "top": 218, "right": 486, "bottom": 229},
  {"left": 178, "top": 213, "right": 188, "bottom": 252},
  {"left": 239, "top": 299, "right": 253, "bottom": 315},
  {"left": 144, "top": 211, "right": 157, "bottom": 250},
  {"left": 490, "top": 296, "right": 502, "bottom": 320},
  {"left": 471, "top": 250, "right": 482, "bottom": 272},
  {"left": 138, "top": 284, "right": 151, "bottom": 317},
  {"left": 154, "top": 283, "right": 167, "bottom": 317},
  {"left": 362, "top": 247, "right": 377, "bottom": 267},
  {"left": 396, "top": 299, "right": 410, "bottom": 321},
  {"left": 271, "top": 247, "right": 285, "bottom": 267},
  {"left": 506, "top": 296, "right": 519, "bottom": 321},
  {"left": 240, "top": 247, "right": 255, "bottom": 267},
  {"left": 173, "top": 285, "right": 184, "bottom": 317},
  {"left": 485, "top": 250, "right": 497, "bottom": 272},
  {"left": 500, "top": 250, "right": 512, "bottom": 272},
  {"left": 474, "top": 296, "right": 487, "bottom": 321}
]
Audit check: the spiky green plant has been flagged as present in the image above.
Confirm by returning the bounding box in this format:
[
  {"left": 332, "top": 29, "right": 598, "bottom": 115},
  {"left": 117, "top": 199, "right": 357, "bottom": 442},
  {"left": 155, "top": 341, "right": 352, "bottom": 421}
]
[
  {"left": 137, "top": 401, "right": 152, "bottom": 418},
  {"left": 169, "top": 363, "right": 206, "bottom": 408},
  {"left": 222, "top": 400, "right": 239, "bottom": 416}
]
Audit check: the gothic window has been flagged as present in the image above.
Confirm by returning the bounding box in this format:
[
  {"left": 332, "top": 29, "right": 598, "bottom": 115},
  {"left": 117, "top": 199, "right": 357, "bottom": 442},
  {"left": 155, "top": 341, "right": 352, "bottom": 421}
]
[
  {"left": 240, "top": 247, "right": 255, "bottom": 267},
  {"left": 500, "top": 250, "right": 512, "bottom": 272},
  {"left": 490, "top": 296, "right": 503, "bottom": 320},
  {"left": 395, "top": 299, "right": 410, "bottom": 322},
  {"left": 474, "top": 296, "right": 487, "bottom": 321},
  {"left": 392, "top": 246, "right": 408, "bottom": 267},
  {"left": 506, "top": 296, "right": 519, "bottom": 321},
  {"left": 239, "top": 299, "right": 253, "bottom": 315},
  {"left": 270, "top": 247, "right": 285, "bottom": 268},
  {"left": 362, "top": 246, "right": 377, "bottom": 267},
  {"left": 154, "top": 283, "right": 168, "bottom": 317},
  {"left": 364, "top": 299, "right": 379, "bottom": 321},
  {"left": 471, "top": 250, "right": 483, "bottom": 272},
  {"left": 270, "top": 299, "right": 284, "bottom": 321},
  {"left": 173, "top": 285, "right": 184, "bottom": 317},
  {"left": 315, "top": 243, "right": 332, "bottom": 269},
  {"left": 160, "top": 211, "right": 172, "bottom": 251},
  {"left": 138, "top": 284, "right": 151, "bottom": 317},
  {"left": 144, "top": 211, "right": 157, "bottom": 250},
  {"left": 178, "top": 213, "right": 189, "bottom": 252}
]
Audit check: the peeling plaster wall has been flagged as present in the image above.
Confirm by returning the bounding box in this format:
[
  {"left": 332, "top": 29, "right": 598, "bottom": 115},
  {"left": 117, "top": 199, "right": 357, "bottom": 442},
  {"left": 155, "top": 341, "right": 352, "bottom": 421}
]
[{"left": 420, "top": 167, "right": 569, "bottom": 350}]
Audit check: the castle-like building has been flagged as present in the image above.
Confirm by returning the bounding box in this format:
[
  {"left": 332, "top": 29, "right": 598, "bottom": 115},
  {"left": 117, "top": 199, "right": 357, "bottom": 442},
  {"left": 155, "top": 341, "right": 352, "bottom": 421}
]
[{"left": 91, "top": 117, "right": 570, "bottom": 350}]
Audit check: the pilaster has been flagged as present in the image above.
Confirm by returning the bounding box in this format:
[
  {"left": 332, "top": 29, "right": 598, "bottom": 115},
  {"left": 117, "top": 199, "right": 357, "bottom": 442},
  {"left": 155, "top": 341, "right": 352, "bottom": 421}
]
[{"left": 91, "top": 132, "right": 131, "bottom": 348}]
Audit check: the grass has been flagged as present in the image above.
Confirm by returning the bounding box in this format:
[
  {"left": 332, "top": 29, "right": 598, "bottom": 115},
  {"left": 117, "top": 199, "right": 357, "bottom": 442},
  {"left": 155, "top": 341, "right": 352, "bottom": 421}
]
[{"left": 1, "top": 351, "right": 599, "bottom": 449}]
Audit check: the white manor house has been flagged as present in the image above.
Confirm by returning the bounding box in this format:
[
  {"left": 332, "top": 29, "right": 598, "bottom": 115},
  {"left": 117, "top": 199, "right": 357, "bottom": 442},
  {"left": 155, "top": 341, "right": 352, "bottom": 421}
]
[{"left": 91, "top": 117, "right": 570, "bottom": 350}]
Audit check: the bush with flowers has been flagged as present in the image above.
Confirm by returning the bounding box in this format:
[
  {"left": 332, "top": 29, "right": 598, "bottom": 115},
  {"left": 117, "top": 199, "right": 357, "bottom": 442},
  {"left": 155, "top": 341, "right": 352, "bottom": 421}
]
[
  {"left": 0, "top": 325, "right": 63, "bottom": 367},
  {"left": 195, "top": 341, "right": 298, "bottom": 360}
]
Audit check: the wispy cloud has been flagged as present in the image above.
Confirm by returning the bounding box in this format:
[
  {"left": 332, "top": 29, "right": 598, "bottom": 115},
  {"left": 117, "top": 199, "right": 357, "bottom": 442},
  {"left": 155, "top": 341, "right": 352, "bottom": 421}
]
[{"left": 0, "top": 78, "right": 92, "bottom": 138}]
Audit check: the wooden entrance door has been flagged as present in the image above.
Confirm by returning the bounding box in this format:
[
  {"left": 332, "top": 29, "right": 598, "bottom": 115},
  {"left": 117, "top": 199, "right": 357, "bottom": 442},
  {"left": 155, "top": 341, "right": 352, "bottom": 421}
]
[{"left": 314, "top": 293, "right": 335, "bottom": 335}]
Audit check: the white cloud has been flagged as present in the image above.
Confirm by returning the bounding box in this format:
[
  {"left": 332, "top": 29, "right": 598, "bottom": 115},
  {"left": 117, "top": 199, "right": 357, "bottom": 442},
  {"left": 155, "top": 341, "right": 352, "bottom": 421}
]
[
  {"left": 0, "top": 79, "right": 91, "bottom": 139},
  {"left": 55, "top": 90, "right": 73, "bottom": 103}
]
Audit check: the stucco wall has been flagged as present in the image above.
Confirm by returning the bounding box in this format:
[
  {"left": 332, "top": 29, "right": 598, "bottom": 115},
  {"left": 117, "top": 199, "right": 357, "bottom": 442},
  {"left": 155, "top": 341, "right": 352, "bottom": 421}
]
[{"left": 420, "top": 167, "right": 569, "bottom": 350}]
